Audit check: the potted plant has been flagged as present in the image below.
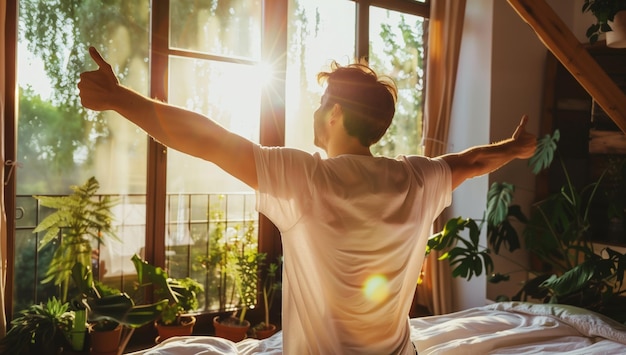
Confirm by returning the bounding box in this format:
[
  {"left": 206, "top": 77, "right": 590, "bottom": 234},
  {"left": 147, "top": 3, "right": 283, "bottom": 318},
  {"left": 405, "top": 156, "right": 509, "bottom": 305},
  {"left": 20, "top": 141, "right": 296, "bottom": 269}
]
[
  {"left": 0, "top": 297, "right": 74, "bottom": 355},
  {"left": 85, "top": 281, "right": 126, "bottom": 355},
  {"left": 153, "top": 277, "right": 204, "bottom": 342},
  {"left": 68, "top": 260, "right": 168, "bottom": 355},
  {"left": 428, "top": 130, "right": 626, "bottom": 324},
  {"left": 89, "top": 312, "right": 123, "bottom": 355},
  {"left": 29, "top": 176, "right": 118, "bottom": 351},
  {"left": 194, "top": 201, "right": 239, "bottom": 313},
  {"left": 252, "top": 256, "right": 282, "bottom": 339},
  {"left": 582, "top": 0, "right": 626, "bottom": 46},
  {"left": 213, "top": 220, "right": 265, "bottom": 342},
  {"left": 128, "top": 254, "right": 204, "bottom": 342}
]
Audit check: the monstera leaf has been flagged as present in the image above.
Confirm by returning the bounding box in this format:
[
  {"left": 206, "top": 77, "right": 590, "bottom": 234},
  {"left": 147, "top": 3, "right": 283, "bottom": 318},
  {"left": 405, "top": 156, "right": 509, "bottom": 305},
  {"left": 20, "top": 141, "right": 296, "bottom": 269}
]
[{"left": 529, "top": 130, "right": 559, "bottom": 174}]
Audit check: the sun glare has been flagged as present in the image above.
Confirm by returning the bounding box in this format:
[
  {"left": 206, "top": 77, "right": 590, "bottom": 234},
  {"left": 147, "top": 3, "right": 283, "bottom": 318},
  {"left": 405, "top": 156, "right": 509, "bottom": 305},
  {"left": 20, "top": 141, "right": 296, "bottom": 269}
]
[
  {"left": 362, "top": 274, "right": 390, "bottom": 304},
  {"left": 255, "top": 61, "right": 275, "bottom": 88}
]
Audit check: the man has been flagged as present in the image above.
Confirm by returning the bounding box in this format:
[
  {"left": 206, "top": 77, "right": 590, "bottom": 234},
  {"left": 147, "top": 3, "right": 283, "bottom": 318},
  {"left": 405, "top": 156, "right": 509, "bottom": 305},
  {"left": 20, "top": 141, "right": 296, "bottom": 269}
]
[{"left": 79, "top": 47, "right": 536, "bottom": 354}]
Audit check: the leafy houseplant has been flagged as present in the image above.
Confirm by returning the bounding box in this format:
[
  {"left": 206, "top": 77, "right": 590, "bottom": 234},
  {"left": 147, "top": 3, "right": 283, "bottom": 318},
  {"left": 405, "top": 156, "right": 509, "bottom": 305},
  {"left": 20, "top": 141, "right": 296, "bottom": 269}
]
[
  {"left": 86, "top": 282, "right": 125, "bottom": 355},
  {"left": 129, "top": 254, "right": 204, "bottom": 342},
  {"left": 582, "top": 0, "right": 626, "bottom": 43},
  {"left": 71, "top": 261, "right": 169, "bottom": 354},
  {"left": 157, "top": 277, "right": 204, "bottom": 326},
  {"left": 0, "top": 297, "right": 74, "bottom": 355},
  {"left": 33, "top": 176, "right": 118, "bottom": 302},
  {"left": 27, "top": 176, "right": 117, "bottom": 352},
  {"left": 234, "top": 220, "right": 266, "bottom": 324},
  {"left": 88, "top": 281, "right": 125, "bottom": 332},
  {"left": 428, "top": 130, "right": 626, "bottom": 324},
  {"left": 195, "top": 205, "right": 236, "bottom": 312},
  {"left": 253, "top": 256, "right": 282, "bottom": 339},
  {"left": 213, "top": 220, "right": 265, "bottom": 342}
]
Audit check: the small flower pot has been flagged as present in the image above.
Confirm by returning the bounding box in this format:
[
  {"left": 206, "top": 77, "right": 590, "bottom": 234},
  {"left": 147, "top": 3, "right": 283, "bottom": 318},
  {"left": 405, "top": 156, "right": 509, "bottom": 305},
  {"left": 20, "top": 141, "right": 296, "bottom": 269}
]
[
  {"left": 155, "top": 316, "right": 196, "bottom": 343},
  {"left": 90, "top": 324, "right": 122, "bottom": 355},
  {"left": 213, "top": 316, "right": 250, "bottom": 342},
  {"left": 254, "top": 323, "right": 277, "bottom": 339}
]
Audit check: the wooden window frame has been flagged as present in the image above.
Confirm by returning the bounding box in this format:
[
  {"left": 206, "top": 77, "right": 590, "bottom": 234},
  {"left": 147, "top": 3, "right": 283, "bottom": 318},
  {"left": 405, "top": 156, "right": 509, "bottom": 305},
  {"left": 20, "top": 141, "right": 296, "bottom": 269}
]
[{"left": 3, "top": 0, "right": 430, "bottom": 321}]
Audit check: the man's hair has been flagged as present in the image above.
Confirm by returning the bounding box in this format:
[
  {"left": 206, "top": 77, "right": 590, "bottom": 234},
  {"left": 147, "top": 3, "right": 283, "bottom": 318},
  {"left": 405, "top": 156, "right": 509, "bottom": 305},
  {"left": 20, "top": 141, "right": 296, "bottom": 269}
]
[{"left": 317, "top": 61, "right": 398, "bottom": 146}]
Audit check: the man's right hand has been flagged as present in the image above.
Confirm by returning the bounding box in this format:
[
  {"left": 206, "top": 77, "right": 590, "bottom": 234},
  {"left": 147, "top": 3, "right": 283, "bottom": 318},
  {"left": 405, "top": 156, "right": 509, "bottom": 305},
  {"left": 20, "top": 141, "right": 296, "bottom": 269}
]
[
  {"left": 441, "top": 114, "right": 537, "bottom": 190},
  {"left": 78, "top": 47, "right": 120, "bottom": 111},
  {"left": 511, "top": 115, "right": 537, "bottom": 160}
]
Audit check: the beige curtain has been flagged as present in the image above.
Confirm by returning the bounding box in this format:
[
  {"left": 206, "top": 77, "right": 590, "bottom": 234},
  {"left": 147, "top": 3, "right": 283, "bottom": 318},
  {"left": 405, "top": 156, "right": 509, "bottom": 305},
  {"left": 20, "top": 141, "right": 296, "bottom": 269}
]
[
  {"left": 419, "top": 0, "right": 466, "bottom": 316},
  {"left": 1, "top": 0, "right": 8, "bottom": 337}
]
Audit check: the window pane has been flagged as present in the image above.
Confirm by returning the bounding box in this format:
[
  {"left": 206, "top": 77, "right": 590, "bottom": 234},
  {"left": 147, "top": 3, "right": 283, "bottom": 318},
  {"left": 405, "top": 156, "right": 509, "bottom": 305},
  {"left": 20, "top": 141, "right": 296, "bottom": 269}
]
[
  {"left": 170, "top": 0, "right": 262, "bottom": 60},
  {"left": 16, "top": 0, "right": 150, "bottom": 311},
  {"left": 166, "top": 57, "right": 260, "bottom": 193},
  {"left": 369, "top": 7, "right": 426, "bottom": 157},
  {"left": 285, "top": 0, "right": 356, "bottom": 154},
  {"left": 165, "top": 57, "right": 261, "bottom": 311}
]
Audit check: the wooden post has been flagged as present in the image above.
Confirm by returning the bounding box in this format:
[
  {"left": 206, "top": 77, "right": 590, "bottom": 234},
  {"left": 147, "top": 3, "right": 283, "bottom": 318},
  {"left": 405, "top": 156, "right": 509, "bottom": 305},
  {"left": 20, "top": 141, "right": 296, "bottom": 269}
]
[{"left": 507, "top": 0, "right": 626, "bottom": 133}]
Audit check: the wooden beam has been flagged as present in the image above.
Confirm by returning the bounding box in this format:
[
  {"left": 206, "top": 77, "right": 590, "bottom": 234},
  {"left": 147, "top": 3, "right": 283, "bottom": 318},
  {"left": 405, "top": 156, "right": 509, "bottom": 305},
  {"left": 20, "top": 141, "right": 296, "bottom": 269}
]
[{"left": 507, "top": 0, "right": 626, "bottom": 134}]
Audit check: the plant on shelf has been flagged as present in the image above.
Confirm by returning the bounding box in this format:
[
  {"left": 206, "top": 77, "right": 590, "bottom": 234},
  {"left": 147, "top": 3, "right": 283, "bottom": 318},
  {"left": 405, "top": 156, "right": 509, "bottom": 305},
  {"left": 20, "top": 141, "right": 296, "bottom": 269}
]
[
  {"left": 582, "top": 0, "right": 626, "bottom": 43},
  {"left": 234, "top": 220, "right": 266, "bottom": 324},
  {"left": 26, "top": 176, "right": 118, "bottom": 352},
  {"left": 428, "top": 130, "right": 626, "bottom": 324},
  {"left": 213, "top": 220, "right": 266, "bottom": 342},
  {"left": 86, "top": 281, "right": 125, "bottom": 355},
  {"left": 252, "top": 256, "right": 282, "bottom": 339},
  {"left": 88, "top": 281, "right": 124, "bottom": 332},
  {"left": 71, "top": 261, "right": 168, "bottom": 354},
  {"left": 195, "top": 204, "right": 238, "bottom": 312},
  {"left": 0, "top": 296, "right": 74, "bottom": 355},
  {"left": 157, "top": 277, "right": 204, "bottom": 326},
  {"left": 130, "top": 254, "right": 204, "bottom": 342}
]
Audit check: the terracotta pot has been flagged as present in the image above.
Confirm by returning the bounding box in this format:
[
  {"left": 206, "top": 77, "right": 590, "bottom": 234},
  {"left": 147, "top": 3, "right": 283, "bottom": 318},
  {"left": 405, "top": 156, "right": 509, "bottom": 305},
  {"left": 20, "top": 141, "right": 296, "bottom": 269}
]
[
  {"left": 607, "top": 10, "right": 626, "bottom": 48},
  {"left": 213, "top": 316, "right": 250, "bottom": 342},
  {"left": 254, "top": 323, "right": 277, "bottom": 339},
  {"left": 90, "top": 324, "right": 122, "bottom": 355},
  {"left": 155, "top": 316, "right": 196, "bottom": 343}
]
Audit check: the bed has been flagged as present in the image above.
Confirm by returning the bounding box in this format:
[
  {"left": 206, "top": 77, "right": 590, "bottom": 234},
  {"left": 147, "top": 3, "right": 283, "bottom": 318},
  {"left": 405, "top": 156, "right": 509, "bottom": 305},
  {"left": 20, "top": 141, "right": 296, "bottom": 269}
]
[{"left": 128, "top": 302, "right": 626, "bottom": 354}]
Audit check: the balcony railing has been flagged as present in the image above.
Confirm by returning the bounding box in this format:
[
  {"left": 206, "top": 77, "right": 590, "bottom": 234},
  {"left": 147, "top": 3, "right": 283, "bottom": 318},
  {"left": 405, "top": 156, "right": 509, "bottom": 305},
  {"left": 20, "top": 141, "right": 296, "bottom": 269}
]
[{"left": 13, "top": 192, "right": 258, "bottom": 314}]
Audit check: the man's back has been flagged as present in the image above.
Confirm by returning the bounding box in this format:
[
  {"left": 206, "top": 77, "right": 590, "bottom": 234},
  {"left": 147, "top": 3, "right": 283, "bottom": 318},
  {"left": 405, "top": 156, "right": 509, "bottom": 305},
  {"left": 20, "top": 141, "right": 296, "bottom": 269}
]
[{"left": 254, "top": 147, "right": 451, "bottom": 354}]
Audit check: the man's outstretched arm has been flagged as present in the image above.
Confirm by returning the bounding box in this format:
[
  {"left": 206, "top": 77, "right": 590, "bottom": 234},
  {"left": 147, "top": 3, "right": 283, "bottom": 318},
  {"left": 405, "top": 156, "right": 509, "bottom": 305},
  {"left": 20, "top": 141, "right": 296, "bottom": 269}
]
[
  {"left": 78, "top": 47, "right": 258, "bottom": 189},
  {"left": 441, "top": 115, "right": 536, "bottom": 190}
]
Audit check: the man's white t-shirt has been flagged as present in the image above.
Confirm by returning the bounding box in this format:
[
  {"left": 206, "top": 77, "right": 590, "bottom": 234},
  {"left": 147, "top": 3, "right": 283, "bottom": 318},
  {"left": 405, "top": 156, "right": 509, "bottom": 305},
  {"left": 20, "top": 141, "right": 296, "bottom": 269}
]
[{"left": 253, "top": 145, "right": 452, "bottom": 354}]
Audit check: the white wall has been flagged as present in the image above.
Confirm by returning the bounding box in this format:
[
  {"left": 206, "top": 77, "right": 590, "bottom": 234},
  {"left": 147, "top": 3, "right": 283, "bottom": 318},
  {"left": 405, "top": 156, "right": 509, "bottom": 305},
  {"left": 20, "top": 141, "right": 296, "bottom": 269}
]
[
  {"left": 449, "top": 0, "right": 591, "bottom": 311},
  {"left": 486, "top": 0, "right": 551, "bottom": 302}
]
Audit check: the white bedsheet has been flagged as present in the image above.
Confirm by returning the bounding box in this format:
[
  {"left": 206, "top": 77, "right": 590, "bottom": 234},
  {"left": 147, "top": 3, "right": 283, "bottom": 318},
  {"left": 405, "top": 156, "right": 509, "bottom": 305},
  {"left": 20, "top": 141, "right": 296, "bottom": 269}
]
[
  {"left": 128, "top": 302, "right": 626, "bottom": 354},
  {"left": 410, "top": 302, "right": 626, "bottom": 354}
]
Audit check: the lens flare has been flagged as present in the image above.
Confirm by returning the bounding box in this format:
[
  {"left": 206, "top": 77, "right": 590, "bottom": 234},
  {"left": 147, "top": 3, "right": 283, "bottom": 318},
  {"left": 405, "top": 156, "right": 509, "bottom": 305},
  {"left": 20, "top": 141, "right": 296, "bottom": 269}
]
[{"left": 362, "top": 274, "right": 390, "bottom": 304}]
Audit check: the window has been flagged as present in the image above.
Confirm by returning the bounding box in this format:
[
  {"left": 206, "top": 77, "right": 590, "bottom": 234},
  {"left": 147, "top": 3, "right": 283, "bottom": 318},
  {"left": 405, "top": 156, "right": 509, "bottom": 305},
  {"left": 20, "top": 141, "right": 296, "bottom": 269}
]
[
  {"left": 286, "top": 0, "right": 428, "bottom": 157},
  {"left": 368, "top": 7, "right": 426, "bottom": 156},
  {"left": 14, "top": 0, "right": 152, "bottom": 312},
  {"left": 164, "top": 0, "right": 264, "bottom": 312},
  {"left": 7, "top": 0, "right": 428, "bottom": 318}
]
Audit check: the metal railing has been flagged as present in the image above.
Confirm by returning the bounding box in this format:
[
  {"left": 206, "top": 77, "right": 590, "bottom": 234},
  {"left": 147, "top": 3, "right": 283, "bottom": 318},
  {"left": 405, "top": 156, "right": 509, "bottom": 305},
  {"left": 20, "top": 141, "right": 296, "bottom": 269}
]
[{"left": 13, "top": 192, "right": 258, "bottom": 313}]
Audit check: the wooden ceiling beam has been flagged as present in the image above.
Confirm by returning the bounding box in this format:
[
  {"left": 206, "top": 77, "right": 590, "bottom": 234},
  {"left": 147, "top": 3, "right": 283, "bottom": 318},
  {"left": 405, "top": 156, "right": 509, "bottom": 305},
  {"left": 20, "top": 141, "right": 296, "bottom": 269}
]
[{"left": 507, "top": 0, "right": 626, "bottom": 133}]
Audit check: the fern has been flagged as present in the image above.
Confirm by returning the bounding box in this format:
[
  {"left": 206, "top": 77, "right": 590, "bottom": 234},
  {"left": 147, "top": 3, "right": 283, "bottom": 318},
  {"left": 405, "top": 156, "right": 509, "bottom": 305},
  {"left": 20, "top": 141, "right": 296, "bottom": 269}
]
[{"left": 33, "top": 177, "right": 118, "bottom": 302}]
